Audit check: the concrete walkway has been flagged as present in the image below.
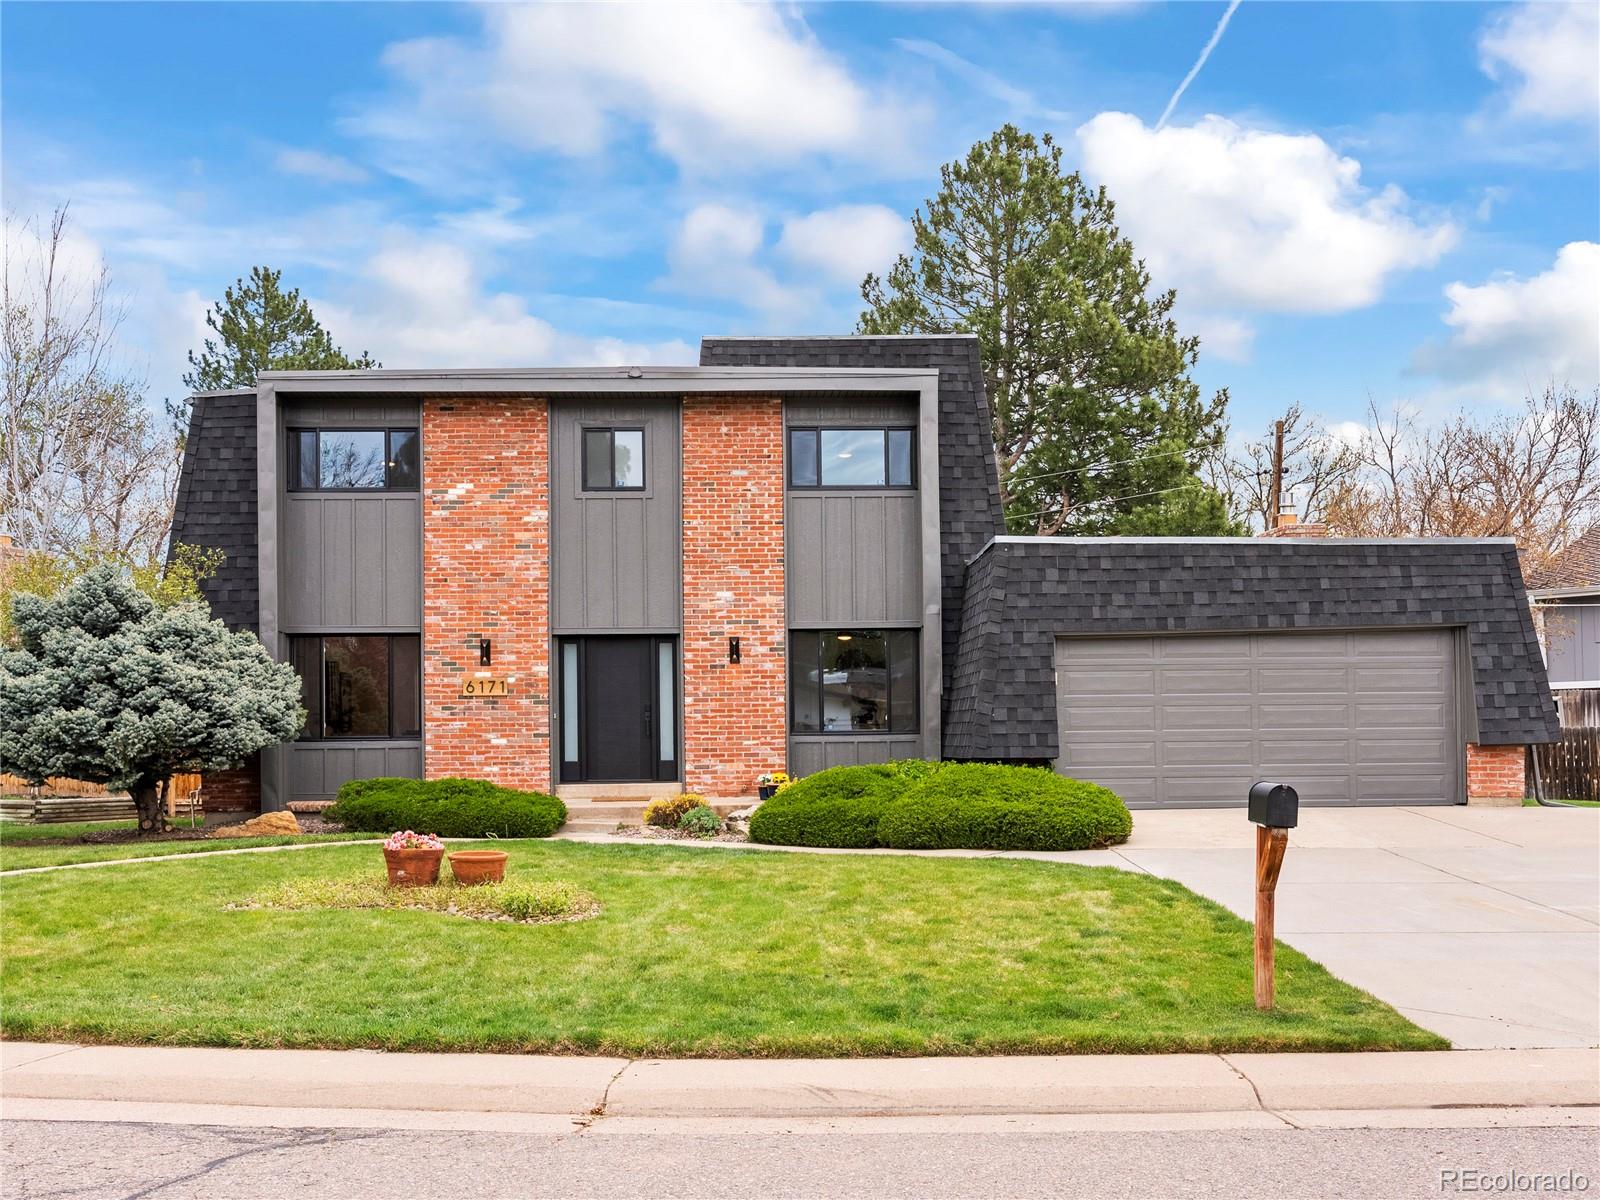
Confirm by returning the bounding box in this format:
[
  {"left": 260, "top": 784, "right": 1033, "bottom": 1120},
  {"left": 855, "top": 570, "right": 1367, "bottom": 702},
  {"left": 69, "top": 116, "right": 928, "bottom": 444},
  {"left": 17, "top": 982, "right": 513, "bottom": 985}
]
[{"left": 4, "top": 1042, "right": 1596, "bottom": 1122}]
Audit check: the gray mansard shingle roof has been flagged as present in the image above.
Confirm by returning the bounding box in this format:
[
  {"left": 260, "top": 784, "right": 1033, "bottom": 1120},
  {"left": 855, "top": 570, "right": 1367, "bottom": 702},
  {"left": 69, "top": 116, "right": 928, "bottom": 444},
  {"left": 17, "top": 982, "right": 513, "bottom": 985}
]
[
  {"left": 945, "top": 537, "right": 1560, "bottom": 759},
  {"left": 169, "top": 392, "right": 259, "bottom": 632}
]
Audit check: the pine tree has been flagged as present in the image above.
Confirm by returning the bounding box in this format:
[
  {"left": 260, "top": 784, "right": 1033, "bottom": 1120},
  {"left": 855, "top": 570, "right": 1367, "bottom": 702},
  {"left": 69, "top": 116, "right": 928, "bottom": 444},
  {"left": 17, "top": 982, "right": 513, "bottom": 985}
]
[
  {"left": 183, "top": 266, "right": 378, "bottom": 391},
  {"left": 859, "top": 125, "right": 1238, "bottom": 536}
]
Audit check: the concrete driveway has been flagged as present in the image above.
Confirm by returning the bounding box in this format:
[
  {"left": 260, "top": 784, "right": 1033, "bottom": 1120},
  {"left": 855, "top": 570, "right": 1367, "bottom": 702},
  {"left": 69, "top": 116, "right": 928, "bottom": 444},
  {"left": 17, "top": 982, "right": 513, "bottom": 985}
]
[{"left": 1102, "top": 806, "right": 1600, "bottom": 1050}]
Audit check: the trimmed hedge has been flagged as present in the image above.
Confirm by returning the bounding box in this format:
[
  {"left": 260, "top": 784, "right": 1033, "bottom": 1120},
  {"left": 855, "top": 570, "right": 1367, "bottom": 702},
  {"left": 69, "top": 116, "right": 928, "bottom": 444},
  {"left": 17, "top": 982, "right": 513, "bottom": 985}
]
[
  {"left": 747, "top": 765, "right": 901, "bottom": 848},
  {"left": 877, "top": 763, "right": 1132, "bottom": 851},
  {"left": 326, "top": 777, "right": 567, "bottom": 839},
  {"left": 748, "top": 760, "right": 1132, "bottom": 851}
]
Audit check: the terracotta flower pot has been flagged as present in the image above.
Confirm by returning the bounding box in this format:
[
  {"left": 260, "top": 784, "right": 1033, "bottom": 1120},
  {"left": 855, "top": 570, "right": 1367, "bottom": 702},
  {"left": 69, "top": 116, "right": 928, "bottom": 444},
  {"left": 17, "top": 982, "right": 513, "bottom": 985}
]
[
  {"left": 448, "top": 850, "right": 509, "bottom": 886},
  {"left": 383, "top": 846, "right": 444, "bottom": 887}
]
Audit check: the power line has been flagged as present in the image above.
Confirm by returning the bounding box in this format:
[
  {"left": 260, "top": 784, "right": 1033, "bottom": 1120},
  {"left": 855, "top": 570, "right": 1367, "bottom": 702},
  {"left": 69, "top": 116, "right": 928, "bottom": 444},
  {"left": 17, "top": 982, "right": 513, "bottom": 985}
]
[
  {"left": 1003, "top": 443, "right": 1203, "bottom": 488},
  {"left": 1004, "top": 483, "right": 1203, "bottom": 528}
]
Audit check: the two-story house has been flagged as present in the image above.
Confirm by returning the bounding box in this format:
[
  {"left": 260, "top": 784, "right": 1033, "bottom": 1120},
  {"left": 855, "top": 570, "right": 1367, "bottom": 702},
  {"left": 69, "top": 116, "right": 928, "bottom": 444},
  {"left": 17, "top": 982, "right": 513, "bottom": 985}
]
[{"left": 171, "top": 335, "right": 1557, "bottom": 815}]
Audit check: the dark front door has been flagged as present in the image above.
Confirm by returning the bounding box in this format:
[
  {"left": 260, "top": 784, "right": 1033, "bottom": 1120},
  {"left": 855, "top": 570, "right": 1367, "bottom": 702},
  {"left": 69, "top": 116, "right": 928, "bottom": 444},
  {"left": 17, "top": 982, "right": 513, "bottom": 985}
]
[{"left": 560, "top": 636, "right": 678, "bottom": 783}]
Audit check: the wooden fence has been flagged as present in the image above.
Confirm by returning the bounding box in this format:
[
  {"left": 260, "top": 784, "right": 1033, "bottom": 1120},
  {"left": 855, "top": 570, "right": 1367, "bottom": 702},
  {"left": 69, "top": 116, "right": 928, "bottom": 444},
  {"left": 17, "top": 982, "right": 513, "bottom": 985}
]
[
  {"left": 0, "top": 773, "right": 203, "bottom": 823},
  {"left": 1531, "top": 687, "right": 1600, "bottom": 803},
  {"left": 0, "top": 773, "right": 201, "bottom": 799}
]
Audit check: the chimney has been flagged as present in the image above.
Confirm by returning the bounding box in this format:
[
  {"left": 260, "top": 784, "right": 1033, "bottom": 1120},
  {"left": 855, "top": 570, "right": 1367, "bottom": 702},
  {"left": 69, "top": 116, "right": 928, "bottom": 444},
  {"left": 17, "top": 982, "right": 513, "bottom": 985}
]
[{"left": 1259, "top": 490, "right": 1330, "bottom": 539}]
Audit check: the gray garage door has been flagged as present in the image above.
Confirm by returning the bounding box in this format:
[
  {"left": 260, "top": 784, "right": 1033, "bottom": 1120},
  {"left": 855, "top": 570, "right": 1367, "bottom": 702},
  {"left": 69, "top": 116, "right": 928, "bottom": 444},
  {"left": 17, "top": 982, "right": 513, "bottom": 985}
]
[{"left": 1054, "top": 630, "right": 1460, "bottom": 808}]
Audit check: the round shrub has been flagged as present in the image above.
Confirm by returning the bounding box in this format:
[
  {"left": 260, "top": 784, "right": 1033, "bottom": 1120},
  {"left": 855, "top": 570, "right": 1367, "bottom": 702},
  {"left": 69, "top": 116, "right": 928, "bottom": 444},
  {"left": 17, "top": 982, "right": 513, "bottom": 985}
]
[
  {"left": 747, "top": 765, "right": 902, "bottom": 848},
  {"left": 327, "top": 777, "right": 566, "bottom": 839},
  {"left": 877, "top": 763, "right": 1132, "bottom": 852},
  {"left": 676, "top": 805, "right": 724, "bottom": 837}
]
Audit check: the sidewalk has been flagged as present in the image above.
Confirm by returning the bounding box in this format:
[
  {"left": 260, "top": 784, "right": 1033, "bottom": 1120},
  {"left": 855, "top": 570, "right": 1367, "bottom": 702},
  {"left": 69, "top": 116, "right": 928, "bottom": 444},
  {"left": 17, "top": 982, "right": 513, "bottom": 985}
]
[{"left": 4, "top": 1042, "right": 1597, "bottom": 1122}]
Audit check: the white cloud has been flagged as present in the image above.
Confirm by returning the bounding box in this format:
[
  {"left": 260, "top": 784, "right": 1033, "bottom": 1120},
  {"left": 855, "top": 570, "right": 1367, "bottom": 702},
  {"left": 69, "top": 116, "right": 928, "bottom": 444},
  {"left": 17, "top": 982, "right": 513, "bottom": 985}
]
[
  {"left": 350, "top": 3, "right": 919, "bottom": 176},
  {"left": 776, "top": 205, "right": 910, "bottom": 286},
  {"left": 1414, "top": 241, "right": 1600, "bottom": 389},
  {"left": 273, "top": 148, "right": 370, "bottom": 185},
  {"left": 1479, "top": 1, "right": 1600, "bottom": 124},
  {"left": 1184, "top": 313, "right": 1255, "bottom": 364},
  {"left": 315, "top": 237, "right": 694, "bottom": 369},
  {"left": 662, "top": 203, "right": 812, "bottom": 320},
  {"left": 1076, "top": 112, "right": 1458, "bottom": 315}
]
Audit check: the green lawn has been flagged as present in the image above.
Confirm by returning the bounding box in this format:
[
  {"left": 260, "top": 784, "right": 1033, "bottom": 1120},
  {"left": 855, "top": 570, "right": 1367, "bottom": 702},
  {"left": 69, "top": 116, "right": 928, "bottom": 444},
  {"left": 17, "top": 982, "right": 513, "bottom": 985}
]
[
  {"left": 1522, "top": 797, "right": 1600, "bottom": 808},
  {"left": 0, "top": 822, "right": 375, "bottom": 871},
  {"left": 0, "top": 840, "right": 1444, "bottom": 1056}
]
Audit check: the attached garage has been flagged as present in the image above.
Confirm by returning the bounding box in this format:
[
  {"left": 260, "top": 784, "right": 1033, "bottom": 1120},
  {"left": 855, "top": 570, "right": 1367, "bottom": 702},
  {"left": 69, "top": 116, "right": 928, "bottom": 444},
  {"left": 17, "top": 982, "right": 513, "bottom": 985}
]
[{"left": 1053, "top": 629, "right": 1462, "bottom": 808}]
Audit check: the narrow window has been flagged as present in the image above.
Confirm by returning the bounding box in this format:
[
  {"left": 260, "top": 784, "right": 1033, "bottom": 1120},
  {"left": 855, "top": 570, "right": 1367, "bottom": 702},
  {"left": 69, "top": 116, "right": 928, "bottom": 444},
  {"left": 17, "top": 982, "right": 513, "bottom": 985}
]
[
  {"left": 561, "top": 643, "right": 580, "bottom": 765},
  {"left": 290, "top": 431, "right": 319, "bottom": 490},
  {"left": 581, "top": 427, "right": 646, "bottom": 491},
  {"left": 657, "top": 641, "right": 676, "bottom": 764},
  {"left": 789, "top": 429, "right": 819, "bottom": 487},
  {"left": 887, "top": 429, "right": 915, "bottom": 487},
  {"left": 789, "top": 631, "right": 822, "bottom": 733},
  {"left": 386, "top": 430, "right": 420, "bottom": 489}
]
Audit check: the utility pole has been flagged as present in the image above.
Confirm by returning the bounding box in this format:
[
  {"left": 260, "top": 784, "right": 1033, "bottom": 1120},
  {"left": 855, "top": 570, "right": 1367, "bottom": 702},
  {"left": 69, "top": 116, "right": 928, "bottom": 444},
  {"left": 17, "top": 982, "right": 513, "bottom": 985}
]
[{"left": 1266, "top": 418, "right": 1285, "bottom": 531}]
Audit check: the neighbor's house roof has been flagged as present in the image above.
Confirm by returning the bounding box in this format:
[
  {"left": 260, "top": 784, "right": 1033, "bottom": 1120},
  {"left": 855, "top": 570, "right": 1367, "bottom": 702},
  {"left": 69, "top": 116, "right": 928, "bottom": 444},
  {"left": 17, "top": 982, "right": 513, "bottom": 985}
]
[{"left": 1527, "top": 524, "right": 1600, "bottom": 595}]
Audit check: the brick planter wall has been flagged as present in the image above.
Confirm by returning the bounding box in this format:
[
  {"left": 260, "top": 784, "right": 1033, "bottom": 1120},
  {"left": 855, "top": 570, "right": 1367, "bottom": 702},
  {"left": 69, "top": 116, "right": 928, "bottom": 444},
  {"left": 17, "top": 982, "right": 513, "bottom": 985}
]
[
  {"left": 1466, "top": 742, "right": 1526, "bottom": 805},
  {"left": 421, "top": 396, "right": 553, "bottom": 792},
  {"left": 681, "top": 396, "right": 786, "bottom": 799}
]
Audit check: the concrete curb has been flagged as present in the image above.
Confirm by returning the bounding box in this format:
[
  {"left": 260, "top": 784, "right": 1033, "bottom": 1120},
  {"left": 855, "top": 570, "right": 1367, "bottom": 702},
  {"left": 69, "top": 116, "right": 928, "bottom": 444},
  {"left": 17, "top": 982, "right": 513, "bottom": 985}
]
[{"left": 4, "top": 1043, "right": 1596, "bottom": 1120}]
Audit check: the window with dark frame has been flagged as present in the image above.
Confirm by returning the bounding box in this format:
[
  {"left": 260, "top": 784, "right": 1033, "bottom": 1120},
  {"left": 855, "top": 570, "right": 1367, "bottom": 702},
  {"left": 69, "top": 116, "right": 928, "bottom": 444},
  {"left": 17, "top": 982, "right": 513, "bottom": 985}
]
[
  {"left": 287, "top": 429, "right": 419, "bottom": 490},
  {"left": 789, "top": 629, "right": 918, "bottom": 734},
  {"left": 582, "top": 427, "right": 646, "bottom": 491},
  {"left": 788, "top": 427, "right": 915, "bottom": 489},
  {"left": 288, "top": 634, "right": 421, "bottom": 740}
]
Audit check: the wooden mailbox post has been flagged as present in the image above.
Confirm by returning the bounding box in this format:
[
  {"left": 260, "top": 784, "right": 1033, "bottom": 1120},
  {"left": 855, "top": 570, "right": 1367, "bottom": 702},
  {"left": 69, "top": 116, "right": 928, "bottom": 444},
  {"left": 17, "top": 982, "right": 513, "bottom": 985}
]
[{"left": 1247, "top": 781, "right": 1299, "bottom": 1010}]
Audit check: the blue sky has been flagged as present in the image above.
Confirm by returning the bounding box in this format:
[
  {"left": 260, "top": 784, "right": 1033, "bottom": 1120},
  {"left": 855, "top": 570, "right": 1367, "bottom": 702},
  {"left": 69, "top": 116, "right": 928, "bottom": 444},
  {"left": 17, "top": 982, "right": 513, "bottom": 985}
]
[{"left": 3, "top": 1, "right": 1596, "bottom": 436}]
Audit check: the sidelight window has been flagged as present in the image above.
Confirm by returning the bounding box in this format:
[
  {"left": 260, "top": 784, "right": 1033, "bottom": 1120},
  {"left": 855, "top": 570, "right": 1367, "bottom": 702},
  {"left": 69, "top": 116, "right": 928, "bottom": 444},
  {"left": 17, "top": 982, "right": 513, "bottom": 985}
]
[
  {"left": 788, "top": 427, "right": 915, "bottom": 489},
  {"left": 288, "top": 429, "right": 419, "bottom": 490},
  {"left": 789, "top": 629, "right": 918, "bottom": 734},
  {"left": 289, "top": 634, "right": 421, "bottom": 740}
]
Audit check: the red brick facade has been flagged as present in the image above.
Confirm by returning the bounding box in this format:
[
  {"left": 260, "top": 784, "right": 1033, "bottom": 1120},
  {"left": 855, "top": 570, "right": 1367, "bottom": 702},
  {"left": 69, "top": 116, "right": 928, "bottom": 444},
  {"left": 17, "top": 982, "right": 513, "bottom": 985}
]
[
  {"left": 1466, "top": 742, "right": 1526, "bottom": 802},
  {"left": 199, "top": 758, "right": 260, "bottom": 812},
  {"left": 420, "top": 396, "right": 553, "bottom": 791},
  {"left": 680, "top": 396, "right": 787, "bottom": 799}
]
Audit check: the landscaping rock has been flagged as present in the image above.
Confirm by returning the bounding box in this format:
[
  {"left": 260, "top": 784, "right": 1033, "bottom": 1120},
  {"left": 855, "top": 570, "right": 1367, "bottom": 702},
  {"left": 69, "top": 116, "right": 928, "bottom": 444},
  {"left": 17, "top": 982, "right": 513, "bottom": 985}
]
[{"left": 209, "top": 811, "right": 301, "bottom": 838}]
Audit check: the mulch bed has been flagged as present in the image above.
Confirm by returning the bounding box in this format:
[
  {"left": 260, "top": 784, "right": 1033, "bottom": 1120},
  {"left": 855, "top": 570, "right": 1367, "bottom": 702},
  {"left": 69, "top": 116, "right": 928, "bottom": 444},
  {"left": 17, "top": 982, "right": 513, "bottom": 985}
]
[
  {"left": 17, "top": 816, "right": 350, "bottom": 847},
  {"left": 611, "top": 823, "right": 750, "bottom": 844}
]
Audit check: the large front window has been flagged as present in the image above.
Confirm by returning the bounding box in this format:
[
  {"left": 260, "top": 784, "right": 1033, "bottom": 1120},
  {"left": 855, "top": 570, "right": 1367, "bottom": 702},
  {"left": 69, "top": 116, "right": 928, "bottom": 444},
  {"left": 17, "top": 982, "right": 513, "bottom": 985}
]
[
  {"left": 789, "top": 630, "right": 918, "bottom": 734},
  {"left": 288, "top": 429, "right": 419, "bottom": 490},
  {"left": 289, "top": 635, "right": 421, "bottom": 740}
]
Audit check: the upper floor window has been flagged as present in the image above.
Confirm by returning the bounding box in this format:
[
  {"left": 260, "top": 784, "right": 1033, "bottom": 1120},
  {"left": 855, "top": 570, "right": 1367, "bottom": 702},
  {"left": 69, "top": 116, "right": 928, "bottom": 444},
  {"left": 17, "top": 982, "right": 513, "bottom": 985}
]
[
  {"left": 582, "top": 427, "right": 645, "bottom": 491},
  {"left": 789, "top": 427, "right": 915, "bottom": 489},
  {"left": 289, "top": 429, "right": 419, "bottom": 491}
]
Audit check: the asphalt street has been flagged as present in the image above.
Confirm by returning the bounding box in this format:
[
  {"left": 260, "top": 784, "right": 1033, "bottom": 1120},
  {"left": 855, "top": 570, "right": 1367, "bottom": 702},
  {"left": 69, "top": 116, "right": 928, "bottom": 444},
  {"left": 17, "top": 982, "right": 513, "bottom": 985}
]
[{"left": 4, "top": 1118, "right": 1597, "bottom": 1200}]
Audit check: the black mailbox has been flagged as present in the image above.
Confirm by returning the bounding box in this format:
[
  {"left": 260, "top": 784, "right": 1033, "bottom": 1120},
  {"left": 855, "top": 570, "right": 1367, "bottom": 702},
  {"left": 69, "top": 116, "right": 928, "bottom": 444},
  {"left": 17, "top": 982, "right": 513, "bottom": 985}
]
[{"left": 1248, "top": 781, "right": 1299, "bottom": 829}]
